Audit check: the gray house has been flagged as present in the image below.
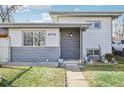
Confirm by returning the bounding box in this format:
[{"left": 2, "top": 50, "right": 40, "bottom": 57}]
[{"left": 0, "top": 11, "right": 123, "bottom": 62}]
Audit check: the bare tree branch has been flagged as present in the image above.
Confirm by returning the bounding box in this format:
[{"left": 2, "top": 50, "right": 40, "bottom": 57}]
[
  {"left": 113, "top": 20, "right": 124, "bottom": 40},
  {"left": 0, "top": 5, "right": 22, "bottom": 23}
]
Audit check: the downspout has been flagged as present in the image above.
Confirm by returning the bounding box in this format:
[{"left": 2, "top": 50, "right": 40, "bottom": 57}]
[{"left": 8, "top": 29, "right": 11, "bottom": 62}]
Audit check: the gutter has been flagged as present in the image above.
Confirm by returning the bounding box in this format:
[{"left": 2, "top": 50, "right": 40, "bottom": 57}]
[{"left": 0, "top": 22, "right": 91, "bottom": 29}]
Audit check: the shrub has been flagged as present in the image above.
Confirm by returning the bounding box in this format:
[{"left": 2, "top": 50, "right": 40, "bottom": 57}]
[
  {"left": 105, "top": 53, "right": 114, "bottom": 62},
  {"left": 0, "top": 63, "right": 3, "bottom": 67}
]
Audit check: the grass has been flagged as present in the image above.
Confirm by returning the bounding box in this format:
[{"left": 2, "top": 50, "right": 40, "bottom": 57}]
[
  {"left": 0, "top": 66, "right": 65, "bottom": 87},
  {"left": 115, "top": 56, "right": 124, "bottom": 64},
  {"left": 81, "top": 55, "right": 124, "bottom": 87},
  {"left": 82, "top": 64, "right": 124, "bottom": 87}
]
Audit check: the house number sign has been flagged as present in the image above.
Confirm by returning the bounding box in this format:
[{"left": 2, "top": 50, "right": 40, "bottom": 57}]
[{"left": 48, "top": 33, "right": 56, "bottom": 36}]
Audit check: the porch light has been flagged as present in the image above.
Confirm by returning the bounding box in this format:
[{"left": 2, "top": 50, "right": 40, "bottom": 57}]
[{"left": 70, "top": 33, "right": 73, "bottom": 37}]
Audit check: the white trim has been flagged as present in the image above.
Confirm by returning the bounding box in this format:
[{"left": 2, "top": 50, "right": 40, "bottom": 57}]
[
  {"left": 80, "top": 28, "right": 82, "bottom": 60},
  {"left": 49, "top": 11, "right": 123, "bottom": 18},
  {"left": 22, "top": 30, "right": 46, "bottom": 47},
  {"left": 59, "top": 29, "right": 60, "bottom": 58},
  {"left": 86, "top": 48, "right": 101, "bottom": 56},
  {"left": 0, "top": 23, "right": 91, "bottom": 28},
  {"left": 87, "top": 20, "right": 101, "bottom": 30},
  {"left": 8, "top": 36, "right": 11, "bottom": 62}
]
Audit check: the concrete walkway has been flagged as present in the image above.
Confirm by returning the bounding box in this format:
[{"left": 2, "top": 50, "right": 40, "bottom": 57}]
[{"left": 66, "top": 63, "right": 88, "bottom": 87}]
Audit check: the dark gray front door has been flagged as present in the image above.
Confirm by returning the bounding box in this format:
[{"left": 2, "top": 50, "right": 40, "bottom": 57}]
[{"left": 60, "top": 29, "right": 80, "bottom": 59}]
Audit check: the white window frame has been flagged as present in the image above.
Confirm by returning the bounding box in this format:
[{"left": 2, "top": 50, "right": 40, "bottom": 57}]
[
  {"left": 87, "top": 21, "right": 101, "bottom": 29},
  {"left": 86, "top": 48, "right": 100, "bottom": 56},
  {"left": 22, "top": 30, "right": 46, "bottom": 47}
]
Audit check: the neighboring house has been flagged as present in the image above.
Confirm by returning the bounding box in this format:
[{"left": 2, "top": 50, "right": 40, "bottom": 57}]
[{"left": 0, "top": 11, "right": 123, "bottom": 62}]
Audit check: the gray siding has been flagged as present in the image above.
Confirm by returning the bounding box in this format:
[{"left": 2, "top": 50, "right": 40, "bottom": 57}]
[
  {"left": 11, "top": 47, "right": 59, "bottom": 62},
  {"left": 60, "top": 29, "right": 80, "bottom": 59}
]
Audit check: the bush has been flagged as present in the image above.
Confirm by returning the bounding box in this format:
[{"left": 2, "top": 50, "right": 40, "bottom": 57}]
[
  {"left": 0, "top": 63, "right": 3, "bottom": 67},
  {"left": 105, "top": 53, "right": 114, "bottom": 62}
]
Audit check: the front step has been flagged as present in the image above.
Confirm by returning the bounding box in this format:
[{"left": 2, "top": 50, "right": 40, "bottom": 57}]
[{"left": 63, "top": 60, "right": 80, "bottom": 64}]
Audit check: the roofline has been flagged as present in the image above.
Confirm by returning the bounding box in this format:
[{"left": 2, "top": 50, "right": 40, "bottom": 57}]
[
  {"left": 49, "top": 11, "right": 123, "bottom": 18},
  {"left": 0, "top": 22, "right": 91, "bottom": 28},
  {"left": 49, "top": 11, "right": 124, "bottom": 14}
]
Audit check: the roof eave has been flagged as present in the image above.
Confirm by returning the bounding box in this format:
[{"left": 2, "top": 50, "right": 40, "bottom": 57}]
[
  {"left": 49, "top": 11, "right": 123, "bottom": 18},
  {"left": 0, "top": 23, "right": 91, "bottom": 29}
]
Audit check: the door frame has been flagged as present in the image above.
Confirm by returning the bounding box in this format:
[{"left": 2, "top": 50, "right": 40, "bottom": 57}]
[
  {"left": 59, "top": 28, "right": 81, "bottom": 60},
  {"left": 80, "top": 28, "right": 82, "bottom": 60}
]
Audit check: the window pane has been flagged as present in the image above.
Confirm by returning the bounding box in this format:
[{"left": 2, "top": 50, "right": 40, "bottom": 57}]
[
  {"left": 23, "top": 31, "right": 45, "bottom": 46},
  {"left": 94, "top": 22, "right": 101, "bottom": 29},
  {"left": 34, "top": 32, "right": 40, "bottom": 46},
  {"left": 112, "top": 41, "right": 116, "bottom": 44},
  {"left": 94, "top": 50, "right": 100, "bottom": 55},
  {"left": 117, "top": 41, "right": 121, "bottom": 45},
  {"left": 121, "top": 40, "right": 124, "bottom": 44},
  {"left": 87, "top": 49, "right": 93, "bottom": 56},
  {"left": 87, "top": 21, "right": 101, "bottom": 29},
  {"left": 39, "top": 32, "right": 45, "bottom": 46},
  {"left": 24, "top": 32, "right": 33, "bottom": 46}
]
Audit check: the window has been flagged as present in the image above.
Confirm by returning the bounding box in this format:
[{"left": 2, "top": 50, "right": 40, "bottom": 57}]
[
  {"left": 87, "top": 50, "right": 93, "bottom": 55},
  {"left": 112, "top": 41, "right": 116, "bottom": 44},
  {"left": 94, "top": 50, "right": 100, "bottom": 55},
  {"left": 117, "top": 40, "right": 121, "bottom": 45},
  {"left": 87, "top": 49, "right": 100, "bottom": 56},
  {"left": 121, "top": 40, "right": 124, "bottom": 44},
  {"left": 23, "top": 32, "right": 33, "bottom": 46},
  {"left": 88, "top": 21, "right": 101, "bottom": 29},
  {"left": 94, "top": 21, "right": 101, "bottom": 29},
  {"left": 23, "top": 31, "right": 45, "bottom": 46}
]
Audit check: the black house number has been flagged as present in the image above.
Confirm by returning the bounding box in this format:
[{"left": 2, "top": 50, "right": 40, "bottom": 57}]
[{"left": 48, "top": 33, "right": 56, "bottom": 36}]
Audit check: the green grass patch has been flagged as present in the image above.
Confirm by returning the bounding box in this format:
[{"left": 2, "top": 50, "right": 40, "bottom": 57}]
[
  {"left": 82, "top": 64, "right": 124, "bottom": 87},
  {"left": 115, "top": 56, "right": 124, "bottom": 64},
  {"left": 0, "top": 66, "right": 65, "bottom": 87}
]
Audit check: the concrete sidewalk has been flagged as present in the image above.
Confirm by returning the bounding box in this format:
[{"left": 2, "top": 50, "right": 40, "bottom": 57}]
[{"left": 66, "top": 64, "right": 88, "bottom": 87}]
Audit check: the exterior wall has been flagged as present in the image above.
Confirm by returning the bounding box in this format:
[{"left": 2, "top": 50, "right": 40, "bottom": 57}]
[
  {"left": 11, "top": 47, "right": 59, "bottom": 62},
  {"left": 0, "top": 38, "right": 9, "bottom": 62},
  {"left": 82, "top": 17, "right": 112, "bottom": 58},
  {"left": 45, "top": 29, "right": 59, "bottom": 47},
  {"left": 53, "top": 16, "right": 112, "bottom": 58},
  {"left": 9, "top": 28, "right": 60, "bottom": 62},
  {"left": 9, "top": 28, "right": 22, "bottom": 47},
  {"left": 8, "top": 16, "right": 112, "bottom": 61},
  {"left": 51, "top": 16, "right": 58, "bottom": 22},
  {"left": 9, "top": 28, "right": 60, "bottom": 47}
]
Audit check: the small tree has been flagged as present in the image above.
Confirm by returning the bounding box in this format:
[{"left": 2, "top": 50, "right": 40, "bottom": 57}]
[{"left": 0, "top": 5, "right": 22, "bottom": 23}]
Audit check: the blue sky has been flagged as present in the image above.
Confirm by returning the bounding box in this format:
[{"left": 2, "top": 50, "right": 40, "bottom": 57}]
[{"left": 15, "top": 5, "right": 124, "bottom": 22}]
